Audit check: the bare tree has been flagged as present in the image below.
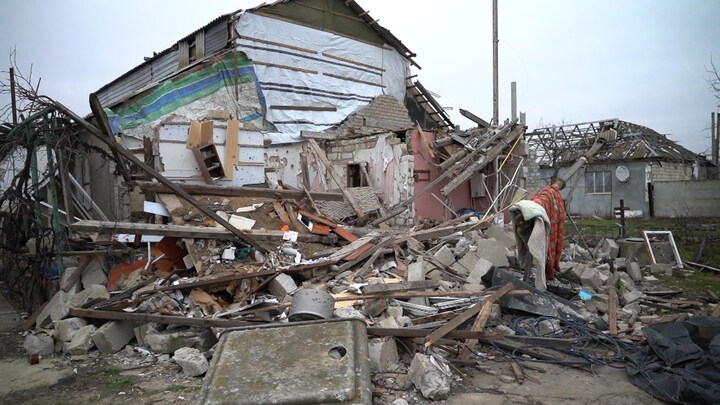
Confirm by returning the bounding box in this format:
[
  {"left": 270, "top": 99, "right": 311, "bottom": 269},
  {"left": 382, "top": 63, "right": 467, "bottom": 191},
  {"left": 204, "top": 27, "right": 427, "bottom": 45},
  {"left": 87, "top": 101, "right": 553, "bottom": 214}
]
[{"left": 709, "top": 56, "right": 720, "bottom": 108}]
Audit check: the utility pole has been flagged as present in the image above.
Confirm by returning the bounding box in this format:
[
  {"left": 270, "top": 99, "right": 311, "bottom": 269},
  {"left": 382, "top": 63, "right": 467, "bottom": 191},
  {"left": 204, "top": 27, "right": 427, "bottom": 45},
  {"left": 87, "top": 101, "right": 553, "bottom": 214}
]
[
  {"left": 511, "top": 81, "right": 517, "bottom": 121},
  {"left": 713, "top": 111, "right": 718, "bottom": 166},
  {"left": 492, "top": 0, "right": 499, "bottom": 126}
]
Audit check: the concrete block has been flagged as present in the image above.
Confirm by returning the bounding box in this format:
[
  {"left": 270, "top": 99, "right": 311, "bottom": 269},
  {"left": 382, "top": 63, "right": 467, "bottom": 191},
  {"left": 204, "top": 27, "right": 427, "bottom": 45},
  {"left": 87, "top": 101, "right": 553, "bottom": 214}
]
[
  {"left": 462, "top": 283, "right": 486, "bottom": 293},
  {"left": 49, "top": 293, "right": 72, "bottom": 322},
  {"left": 489, "top": 303, "right": 502, "bottom": 323},
  {"left": 433, "top": 246, "right": 455, "bottom": 267},
  {"left": 466, "top": 258, "right": 493, "bottom": 285},
  {"left": 408, "top": 353, "right": 451, "bottom": 400},
  {"left": 639, "top": 315, "right": 660, "bottom": 324},
  {"left": 485, "top": 225, "right": 516, "bottom": 249},
  {"left": 81, "top": 261, "right": 107, "bottom": 289},
  {"left": 36, "top": 290, "right": 72, "bottom": 328},
  {"left": 379, "top": 317, "right": 401, "bottom": 329},
  {"left": 474, "top": 239, "right": 509, "bottom": 267},
  {"left": 134, "top": 323, "right": 161, "bottom": 347},
  {"left": 386, "top": 306, "right": 403, "bottom": 319},
  {"left": 333, "top": 307, "right": 365, "bottom": 320},
  {"left": 69, "top": 284, "right": 110, "bottom": 308},
  {"left": 648, "top": 263, "right": 673, "bottom": 275},
  {"left": 495, "top": 324, "right": 516, "bottom": 336},
  {"left": 368, "top": 337, "right": 399, "bottom": 372},
  {"left": 601, "top": 239, "right": 620, "bottom": 259},
  {"left": 623, "top": 302, "right": 641, "bottom": 315},
  {"left": 173, "top": 347, "right": 209, "bottom": 377},
  {"left": 626, "top": 262, "right": 643, "bottom": 281},
  {"left": 618, "top": 308, "right": 638, "bottom": 324},
  {"left": 268, "top": 273, "right": 297, "bottom": 299},
  {"left": 407, "top": 259, "right": 428, "bottom": 307},
  {"left": 24, "top": 333, "right": 54, "bottom": 356},
  {"left": 55, "top": 317, "right": 88, "bottom": 342},
  {"left": 60, "top": 266, "right": 82, "bottom": 292},
  {"left": 91, "top": 320, "right": 135, "bottom": 354},
  {"left": 580, "top": 267, "right": 603, "bottom": 289},
  {"left": 144, "top": 328, "right": 218, "bottom": 354},
  {"left": 66, "top": 325, "right": 96, "bottom": 355},
  {"left": 621, "top": 289, "right": 644, "bottom": 306},
  {"left": 537, "top": 319, "right": 561, "bottom": 336},
  {"left": 567, "top": 264, "right": 587, "bottom": 283}
]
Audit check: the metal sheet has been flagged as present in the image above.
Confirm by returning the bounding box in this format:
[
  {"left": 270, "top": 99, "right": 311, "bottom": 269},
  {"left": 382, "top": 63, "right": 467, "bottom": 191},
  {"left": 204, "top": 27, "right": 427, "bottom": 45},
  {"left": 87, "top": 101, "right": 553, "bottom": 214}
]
[{"left": 199, "top": 319, "right": 371, "bottom": 404}]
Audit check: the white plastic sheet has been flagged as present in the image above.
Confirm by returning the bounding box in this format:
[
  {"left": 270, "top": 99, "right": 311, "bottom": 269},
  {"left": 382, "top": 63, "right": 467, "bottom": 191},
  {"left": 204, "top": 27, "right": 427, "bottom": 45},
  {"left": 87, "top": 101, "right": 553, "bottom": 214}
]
[{"left": 236, "top": 12, "right": 410, "bottom": 142}]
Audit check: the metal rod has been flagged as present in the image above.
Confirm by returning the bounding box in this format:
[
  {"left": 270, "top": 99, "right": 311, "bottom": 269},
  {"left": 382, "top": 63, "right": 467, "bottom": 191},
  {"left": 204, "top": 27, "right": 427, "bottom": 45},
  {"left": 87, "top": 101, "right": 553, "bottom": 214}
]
[{"left": 511, "top": 81, "right": 517, "bottom": 121}]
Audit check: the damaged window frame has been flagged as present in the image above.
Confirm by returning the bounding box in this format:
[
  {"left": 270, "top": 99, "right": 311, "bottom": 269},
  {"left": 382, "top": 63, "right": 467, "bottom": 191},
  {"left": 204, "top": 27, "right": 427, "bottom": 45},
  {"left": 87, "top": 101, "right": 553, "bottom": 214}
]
[{"left": 585, "top": 170, "right": 612, "bottom": 194}]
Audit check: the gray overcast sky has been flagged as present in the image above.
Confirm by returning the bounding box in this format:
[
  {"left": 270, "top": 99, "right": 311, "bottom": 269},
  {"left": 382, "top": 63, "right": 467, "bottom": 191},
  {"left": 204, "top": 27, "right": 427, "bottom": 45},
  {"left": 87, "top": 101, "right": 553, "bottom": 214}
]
[{"left": 1, "top": 0, "right": 719, "bottom": 153}]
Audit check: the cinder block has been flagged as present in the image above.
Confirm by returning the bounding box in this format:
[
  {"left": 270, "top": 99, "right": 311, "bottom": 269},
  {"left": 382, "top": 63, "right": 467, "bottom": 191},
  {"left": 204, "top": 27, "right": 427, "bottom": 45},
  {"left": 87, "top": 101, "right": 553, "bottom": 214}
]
[{"left": 91, "top": 320, "right": 136, "bottom": 354}]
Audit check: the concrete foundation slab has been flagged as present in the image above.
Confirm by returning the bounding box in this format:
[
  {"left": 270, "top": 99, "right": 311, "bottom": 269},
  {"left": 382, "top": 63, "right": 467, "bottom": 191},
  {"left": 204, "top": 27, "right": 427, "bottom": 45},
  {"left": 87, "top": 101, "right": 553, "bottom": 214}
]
[{"left": 198, "top": 319, "right": 371, "bottom": 404}]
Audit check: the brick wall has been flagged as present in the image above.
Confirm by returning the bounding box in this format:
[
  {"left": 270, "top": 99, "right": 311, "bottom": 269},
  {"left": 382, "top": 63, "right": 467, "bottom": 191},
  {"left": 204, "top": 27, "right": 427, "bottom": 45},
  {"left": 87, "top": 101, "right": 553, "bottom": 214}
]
[
  {"left": 649, "top": 161, "right": 694, "bottom": 182},
  {"left": 337, "top": 95, "right": 414, "bottom": 131},
  {"left": 323, "top": 133, "right": 414, "bottom": 226}
]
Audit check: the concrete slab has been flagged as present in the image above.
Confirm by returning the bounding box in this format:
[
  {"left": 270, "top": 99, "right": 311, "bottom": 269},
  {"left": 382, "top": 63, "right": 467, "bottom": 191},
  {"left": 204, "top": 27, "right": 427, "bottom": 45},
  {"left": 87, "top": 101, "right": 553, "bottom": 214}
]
[{"left": 199, "top": 319, "right": 371, "bottom": 404}]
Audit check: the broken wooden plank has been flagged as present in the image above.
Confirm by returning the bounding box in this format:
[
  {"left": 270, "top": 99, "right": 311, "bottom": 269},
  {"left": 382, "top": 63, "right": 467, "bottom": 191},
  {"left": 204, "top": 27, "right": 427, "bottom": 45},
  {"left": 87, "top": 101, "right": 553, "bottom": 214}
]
[
  {"left": 137, "top": 270, "right": 278, "bottom": 296},
  {"left": 457, "top": 299, "right": 495, "bottom": 360},
  {"left": 199, "top": 121, "right": 214, "bottom": 146},
  {"left": 273, "top": 201, "right": 292, "bottom": 225},
  {"left": 70, "top": 220, "right": 323, "bottom": 242},
  {"left": 68, "top": 173, "right": 109, "bottom": 221},
  {"left": 187, "top": 121, "right": 202, "bottom": 149},
  {"left": 362, "top": 280, "right": 440, "bottom": 294},
  {"left": 459, "top": 108, "right": 490, "bottom": 128},
  {"left": 340, "top": 236, "right": 396, "bottom": 272},
  {"left": 307, "top": 139, "right": 366, "bottom": 218},
  {"left": 134, "top": 181, "right": 344, "bottom": 201},
  {"left": 608, "top": 287, "right": 618, "bottom": 336},
  {"left": 69, "top": 308, "right": 254, "bottom": 328},
  {"left": 224, "top": 119, "right": 239, "bottom": 180},
  {"left": 424, "top": 283, "right": 514, "bottom": 348},
  {"left": 367, "top": 327, "right": 499, "bottom": 340}
]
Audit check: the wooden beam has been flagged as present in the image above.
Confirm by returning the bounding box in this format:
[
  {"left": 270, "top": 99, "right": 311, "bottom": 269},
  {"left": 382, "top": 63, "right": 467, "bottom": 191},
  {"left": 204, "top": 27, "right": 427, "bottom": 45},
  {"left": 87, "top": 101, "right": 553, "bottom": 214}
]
[
  {"left": 70, "top": 220, "right": 323, "bottom": 242},
  {"left": 307, "top": 139, "right": 366, "bottom": 218},
  {"left": 186, "top": 121, "right": 202, "bottom": 149},
  {"left": 69, "top": 308, "right": 255, "bottom": 328},
  {"left": 134, "top": 181, "right": 344, "bottom": 201},
  {"left": 88, "top": 93, "right": 133, "bottom": 184},
  {"left": 457, "top": 282, "right": 516, "bottom": 360},
  {"left": 459, "top": 108, "right": 490, "bottom": 128},
  {"left": 136, "top": 270, "right": 277, "bottom": 295},
  {"left": 367, "top": 327, "right": 499, "bottom": 340},
  {"left": 62, "top": 97, "right": 268, "bottom": 252},
  {"left": 270, "top": 105, "right": 337, "bottom": 112},
  {"left": 224, "top": 119, "right": 239, "bottom": 180},
  {"left": 424, "top": 283, "right": 514, "bottom": 348}
]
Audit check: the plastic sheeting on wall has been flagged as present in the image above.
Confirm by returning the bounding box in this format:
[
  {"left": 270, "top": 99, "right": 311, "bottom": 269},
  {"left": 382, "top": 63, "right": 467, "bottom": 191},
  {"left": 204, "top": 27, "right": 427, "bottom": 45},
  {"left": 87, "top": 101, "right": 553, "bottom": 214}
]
[{"left": 236, "top": 12, "right": 410, "bottom": 143}]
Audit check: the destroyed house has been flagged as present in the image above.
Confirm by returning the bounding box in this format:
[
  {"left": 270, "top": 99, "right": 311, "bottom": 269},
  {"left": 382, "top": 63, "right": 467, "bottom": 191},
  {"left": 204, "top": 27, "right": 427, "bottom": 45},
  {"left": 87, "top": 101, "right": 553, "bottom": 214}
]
[
  {"left": 82, "top": 0, "right": 462, "bottom": 225},
  {"left": 524, "top": 119, "right": 712, "bottom": 218}
]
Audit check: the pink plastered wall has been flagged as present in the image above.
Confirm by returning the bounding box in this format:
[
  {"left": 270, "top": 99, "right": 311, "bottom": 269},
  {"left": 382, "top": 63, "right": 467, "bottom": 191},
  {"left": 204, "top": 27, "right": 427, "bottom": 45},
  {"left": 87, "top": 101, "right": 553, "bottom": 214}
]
[{"left": 411, "top": 129, "right": 474, "bottom": 222}]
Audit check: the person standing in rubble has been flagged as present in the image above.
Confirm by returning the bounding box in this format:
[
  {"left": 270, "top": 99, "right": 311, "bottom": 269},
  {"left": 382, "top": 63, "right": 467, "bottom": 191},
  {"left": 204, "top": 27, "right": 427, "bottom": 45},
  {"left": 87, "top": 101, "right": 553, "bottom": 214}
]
[{"left": 508, "top": 179, "right": 566, "bottom": 291}]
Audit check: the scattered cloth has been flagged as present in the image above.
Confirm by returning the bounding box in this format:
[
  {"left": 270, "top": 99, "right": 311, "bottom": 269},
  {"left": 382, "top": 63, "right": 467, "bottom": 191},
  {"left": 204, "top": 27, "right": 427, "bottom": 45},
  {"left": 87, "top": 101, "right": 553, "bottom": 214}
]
[
  {"left": 530, "top": 185, "right": 565, "bottom": 281},
  {"left": 626, "top": 317, "right": 720, "bottom": 404},
  {"left": 509, "top": 200, "right": 550, "bottom": 291}
]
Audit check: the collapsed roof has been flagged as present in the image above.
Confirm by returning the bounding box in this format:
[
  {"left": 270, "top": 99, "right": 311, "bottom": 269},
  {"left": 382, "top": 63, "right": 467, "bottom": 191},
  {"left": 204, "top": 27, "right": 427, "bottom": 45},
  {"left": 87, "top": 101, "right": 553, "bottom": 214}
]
[{"left": 525, "top": 119, "right": 708, "bottom": 167}]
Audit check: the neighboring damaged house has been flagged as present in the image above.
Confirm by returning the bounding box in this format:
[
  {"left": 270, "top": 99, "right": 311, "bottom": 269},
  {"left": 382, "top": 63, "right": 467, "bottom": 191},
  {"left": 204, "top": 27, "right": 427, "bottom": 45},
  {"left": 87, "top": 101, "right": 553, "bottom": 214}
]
[
  {"left": 525, "top": 119, "right": 713, "bottom": 218},
  {"left": 85, "top": 0, "right": 437, "bottom": 223}
]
